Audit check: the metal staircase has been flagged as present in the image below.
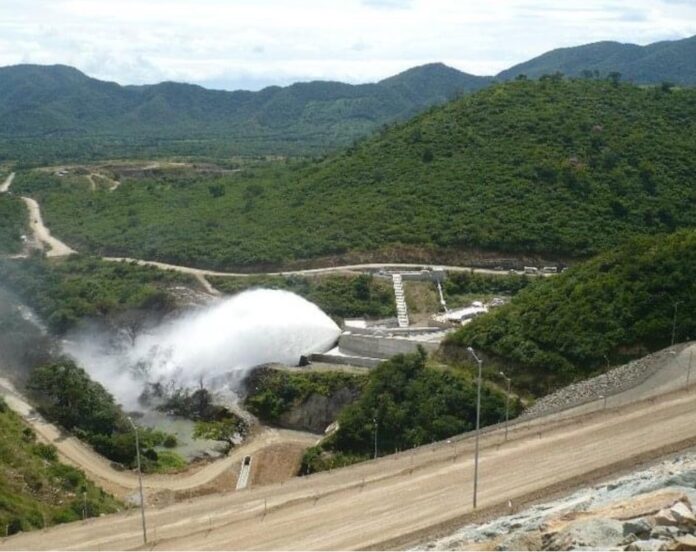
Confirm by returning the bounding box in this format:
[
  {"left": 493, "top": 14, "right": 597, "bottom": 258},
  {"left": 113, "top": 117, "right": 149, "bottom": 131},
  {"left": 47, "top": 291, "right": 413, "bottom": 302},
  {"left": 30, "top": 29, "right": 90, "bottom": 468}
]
[{"left": 392, "top": 273, "right": 410, "bottom": 328}]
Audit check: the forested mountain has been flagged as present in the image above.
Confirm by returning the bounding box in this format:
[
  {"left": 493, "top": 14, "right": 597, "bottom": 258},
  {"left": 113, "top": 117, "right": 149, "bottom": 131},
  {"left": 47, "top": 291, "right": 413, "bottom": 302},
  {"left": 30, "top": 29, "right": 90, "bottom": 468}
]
[
  {"left": 0, "top": 63, "right": 489, "bottom": 160},
  {"left": 497, "top": 35, "right": 696, "bottom": 83},
  {"left": 1, "top": 34, "right": 694, "bottom": 162},
  {"left": 16, "top": 78, "right": 696, "bottom": 269},
  {"left": 445, "top": 229, "right": 696, "bottom": 394}
]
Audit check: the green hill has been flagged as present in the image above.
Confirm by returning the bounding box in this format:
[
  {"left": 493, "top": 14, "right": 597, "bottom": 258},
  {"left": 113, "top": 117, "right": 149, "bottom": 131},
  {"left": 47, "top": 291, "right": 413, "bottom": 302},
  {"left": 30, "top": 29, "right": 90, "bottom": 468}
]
[
  {"left": 497, "top": 35, "right": 696, "bottom": 83},
  {"left": 0, "top": 63, "right": 489, "bottom": 162},
  {"left": 0, "top": 397, "right": 121, "bottom": 534},
  {"left": 17, "top": 78, "right": 696, "bottom": 270},
  {"left": 444, "top": 230, "right": 696, "bottom": 395},
  {"left": 1, "top": 35, "right": 695, "bottom": 164},
  {"left": 0, "top": 195, "right": 26, "bottom": 254}
]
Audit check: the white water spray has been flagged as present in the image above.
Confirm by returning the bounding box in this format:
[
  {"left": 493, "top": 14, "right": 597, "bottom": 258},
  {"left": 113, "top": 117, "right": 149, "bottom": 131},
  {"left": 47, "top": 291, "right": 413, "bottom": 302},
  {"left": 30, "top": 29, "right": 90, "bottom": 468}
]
[{"left": 64, "top": 289, "right": 341, "bottom": 408}]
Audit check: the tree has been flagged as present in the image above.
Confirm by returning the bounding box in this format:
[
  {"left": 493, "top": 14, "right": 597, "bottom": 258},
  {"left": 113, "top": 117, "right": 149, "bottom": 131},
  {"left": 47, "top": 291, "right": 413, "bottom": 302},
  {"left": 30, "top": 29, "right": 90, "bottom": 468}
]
[
  {"left": 608, "top": 72, "right": 622, "bottom": 87},
  {"left": 193, "top": 416, "right": 249, "bottom": 453}
]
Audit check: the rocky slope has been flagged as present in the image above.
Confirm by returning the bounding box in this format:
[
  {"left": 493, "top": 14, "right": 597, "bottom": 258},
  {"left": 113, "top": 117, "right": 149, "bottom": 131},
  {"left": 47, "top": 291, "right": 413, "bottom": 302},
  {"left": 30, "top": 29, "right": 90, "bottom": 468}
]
[{"left": 417, "top": 452, "right": 696, "bottom": 551}]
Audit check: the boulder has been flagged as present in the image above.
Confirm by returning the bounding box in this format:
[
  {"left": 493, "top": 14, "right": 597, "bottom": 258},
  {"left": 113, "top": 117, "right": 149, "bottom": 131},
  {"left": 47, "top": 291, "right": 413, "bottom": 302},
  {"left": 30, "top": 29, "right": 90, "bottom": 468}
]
[
  {"left": 674, "top": 534, "right": 696, "bottom": 551},
  {"left": 670, "top": 501, "right": 696, "bottom": 527},
  {"left": 625, "top": 539, "right": 671, "bottom": 551},
  {"left": 650, "top": 525, "right": 680, "bottom": 540},
  {"left": 494, "top": 530, "right": 543, "bottom": 551},
  {"left": 543, "top": 518, "right": 624, "bottom": 550},
  {"left": 623, "top": 518, "right": 654, "bottom": 539},
  {"left": 656, "top": 508, "right": 679, "bottom": 527}
]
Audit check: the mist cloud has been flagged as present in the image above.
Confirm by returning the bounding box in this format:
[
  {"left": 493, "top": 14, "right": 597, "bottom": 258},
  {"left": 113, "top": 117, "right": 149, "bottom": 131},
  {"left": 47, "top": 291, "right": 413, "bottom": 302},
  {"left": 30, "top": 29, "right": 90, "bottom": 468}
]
[{"left": 63, "top": 289, "right": 341, "bottom": 409}]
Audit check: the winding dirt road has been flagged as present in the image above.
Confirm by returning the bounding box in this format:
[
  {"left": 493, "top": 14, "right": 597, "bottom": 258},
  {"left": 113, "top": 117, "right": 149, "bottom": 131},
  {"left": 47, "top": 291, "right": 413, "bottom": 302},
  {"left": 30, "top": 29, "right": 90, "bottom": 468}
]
[
  {"left": 3, "top": 174, "right": 551, "bottom": 279},
  {"left": 0, "top": 172, "right": 14, "bottom": 192},
  {"left": 103, "top": 257, "right": 531, "bottom": 279},
  {"left": 21, "top": 197, "right": 76, "bottom": 257},
  {"left": 3, "top": 384, "right": 696, "bottom": 551},
  {"left": 0, "top": 377, "right": 317, "bottom": 501},
  {"left": 1, "top": 172, "right": 75, "bottom": 257}
]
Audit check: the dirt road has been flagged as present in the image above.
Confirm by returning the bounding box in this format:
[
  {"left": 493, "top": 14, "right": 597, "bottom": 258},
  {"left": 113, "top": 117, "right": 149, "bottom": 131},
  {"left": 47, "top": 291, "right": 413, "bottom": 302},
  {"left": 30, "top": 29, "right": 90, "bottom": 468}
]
[
  {"left": 10, "top": 191, "right": 553, "bottom": 279},
  {"left": 21, "top": 197, "right": 76, "bottom": 257},
  {"left": 0, "top": 377, "right": 317, "bottom": 501},
  {"left": 102, "top": 257, "right": 536, "bottom": 279},
  {"left": 0, "top": 172, "right": 14, "bottom": 192},
  {"left": 3, "top": 387, "right": 696, "bottom": 551}
]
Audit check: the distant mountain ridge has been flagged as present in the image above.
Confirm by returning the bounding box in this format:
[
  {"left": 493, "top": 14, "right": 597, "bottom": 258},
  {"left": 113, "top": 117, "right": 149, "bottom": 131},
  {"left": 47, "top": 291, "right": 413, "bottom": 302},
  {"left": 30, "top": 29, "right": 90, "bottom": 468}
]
[
  {"left": 0, "top": 34, "right": 694, "bottom": 161},
  {"left": 0, "top": 62, "right": 489, "bottom": 143},
  {"left": 497, "top": 35, "right": 696, "bottom": 82}
]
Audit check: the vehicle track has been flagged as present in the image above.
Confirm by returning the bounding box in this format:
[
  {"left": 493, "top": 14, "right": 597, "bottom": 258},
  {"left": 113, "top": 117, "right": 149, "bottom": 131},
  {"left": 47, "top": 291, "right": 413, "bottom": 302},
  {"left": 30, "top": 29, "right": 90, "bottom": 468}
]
[{"left": 0, "top": 172, "right": 14, "bottom": 192}]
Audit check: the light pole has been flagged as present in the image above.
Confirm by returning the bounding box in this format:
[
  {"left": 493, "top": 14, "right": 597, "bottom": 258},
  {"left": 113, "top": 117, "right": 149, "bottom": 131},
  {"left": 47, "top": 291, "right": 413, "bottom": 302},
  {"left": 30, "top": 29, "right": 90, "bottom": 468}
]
[
  {"left": 499, "top": 371, "right": 511, "bottom": 441},
  {"left": 688, "top": 350, "right": 693, "bottom": 391},
  {"left": 672, "top": 300, "right": 681, "bottom": 346},
  {"left": 467, "top": 347, "right": 483, "bottom": 510},
  {"left": 127, "top": 417, "right": 147, "bottom": 545},
  {"left": 373, "top": 417, "right": 378, "bottom": 460}
]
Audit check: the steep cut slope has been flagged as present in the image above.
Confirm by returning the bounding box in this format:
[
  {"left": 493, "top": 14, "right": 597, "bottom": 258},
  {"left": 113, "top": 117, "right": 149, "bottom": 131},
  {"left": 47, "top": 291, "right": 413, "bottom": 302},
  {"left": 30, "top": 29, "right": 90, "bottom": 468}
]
[
  {"left": 0, "top": 397, "right": 121, "bottom": 535},
  {"left": 16, "top": 78, "right": 696, "bottom": 269},
  {"left": 445, "top": 229, "right": 696, "bottom": 394},
  {"left": 497, "top": 35, "right": 696, "bottom": 83}
]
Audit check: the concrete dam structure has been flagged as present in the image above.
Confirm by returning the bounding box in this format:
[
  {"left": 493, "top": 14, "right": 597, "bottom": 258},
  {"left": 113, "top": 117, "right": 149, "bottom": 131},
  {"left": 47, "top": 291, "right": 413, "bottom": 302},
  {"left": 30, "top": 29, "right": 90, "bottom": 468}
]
[{"left": 312, "top": 326, "right": 449, "bottom": 368}]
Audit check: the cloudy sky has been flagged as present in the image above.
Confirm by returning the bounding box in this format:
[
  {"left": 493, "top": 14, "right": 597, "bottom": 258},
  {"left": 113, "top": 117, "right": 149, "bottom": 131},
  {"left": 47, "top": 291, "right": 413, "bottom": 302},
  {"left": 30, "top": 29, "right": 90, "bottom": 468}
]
[{"left": 2, "top": 0, "right": 695, "bottom": 90}]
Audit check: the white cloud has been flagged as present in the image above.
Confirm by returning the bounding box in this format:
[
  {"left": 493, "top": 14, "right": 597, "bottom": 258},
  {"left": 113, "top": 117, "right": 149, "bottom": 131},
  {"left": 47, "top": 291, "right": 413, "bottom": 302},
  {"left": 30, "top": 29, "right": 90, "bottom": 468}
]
[{"left": 0, "top": 0, "right": 694, "bottom": 89}]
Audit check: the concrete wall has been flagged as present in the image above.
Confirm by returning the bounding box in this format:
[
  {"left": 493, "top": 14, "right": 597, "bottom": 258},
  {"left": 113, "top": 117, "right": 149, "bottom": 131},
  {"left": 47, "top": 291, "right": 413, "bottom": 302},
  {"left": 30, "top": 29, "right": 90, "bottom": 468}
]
[
  {"left": 338, "top": 333, "right": 439, "bottom": 360},
  {"left": 309, "top": 353, "right": 382, "bottom": 369},
  {"left": 345, "top": 326, "right": 444, "bottom": 337}
]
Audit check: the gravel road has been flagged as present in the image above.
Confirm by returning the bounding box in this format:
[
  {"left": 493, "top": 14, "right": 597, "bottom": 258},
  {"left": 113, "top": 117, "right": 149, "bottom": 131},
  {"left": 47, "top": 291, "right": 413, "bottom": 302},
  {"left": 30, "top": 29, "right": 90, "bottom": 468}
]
[
  {"left": 0, "top": 172, "right": 14, "bottom": 192},
  {"left": 0, "top": 376, "right": 317, "bottom": 502},
  {"left": 3, "top": 386, "right": 696, "bottom": 550}
]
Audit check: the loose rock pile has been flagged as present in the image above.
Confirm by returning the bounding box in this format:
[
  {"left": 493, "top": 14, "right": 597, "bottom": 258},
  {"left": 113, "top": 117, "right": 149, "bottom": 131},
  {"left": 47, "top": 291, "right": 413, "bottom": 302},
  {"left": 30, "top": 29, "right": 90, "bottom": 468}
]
[
  {"left": 522, "top": 344, "right": 691, "bottom": 419},
  {"left": 417, "top": 453, "right": 696, "bottom": 551}
]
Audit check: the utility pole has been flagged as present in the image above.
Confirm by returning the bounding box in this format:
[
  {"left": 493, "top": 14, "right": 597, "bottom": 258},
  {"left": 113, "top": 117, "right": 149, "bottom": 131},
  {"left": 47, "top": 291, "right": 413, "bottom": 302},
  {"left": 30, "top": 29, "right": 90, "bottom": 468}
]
[
  {"left": 499, "top": 372, "right": 511, "bottom": 441},
  {"left": 688, "top": 350, "right": 693, "bottom": 391},
  {"left": 127, "top": 417, "right": 147, "bottom": 545},
  {"left": 672, "top": 301, "right": 681, "bottom": 346},
  {"left": 467, "top": 347, "right": 483, "bottom": 509},
  {"left": 373, "top": 417, "right": 378, "bottom": 460}
]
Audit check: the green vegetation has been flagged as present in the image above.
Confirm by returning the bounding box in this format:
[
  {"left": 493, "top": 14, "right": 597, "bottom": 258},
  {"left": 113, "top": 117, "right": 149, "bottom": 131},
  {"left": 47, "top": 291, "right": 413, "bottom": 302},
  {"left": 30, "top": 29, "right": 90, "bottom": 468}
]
[
  {"left": 0, "top": 195, "right": 26, "bottom": 254},
  {"left": 155, "top": 387, "right": 250, "bottom": 454},
  {"left": 211, "top": 273, "right": 395, "bottom": 320},
  {"left": 498, "top": 35, "right": 696, "bottom": 84},
  {"left": 0, "top": 255, "right": 191, "bottom": 333},
  {"left": 245, "top": 368, "right": 367, "bottom": 424},
  {"left": 443, "top": 271, "right": 531, "bottom": 306},
  {"left": 156, "top": 388, "right": 229, "bottom": 421},
  {"left": 16, "top": 79, "right": 696, "bottom": 269},
  {"left": 2, "top": 36, "right": 695, "bottom": 164},
  {"left": 445, "top": 230, "right": 696, "bottom": 395},
  {"left": 301, "top": 350, "right": 519, "bottom": 473},
  {"left": 0, "top": 63, "right": 489, "bottom": 164},
  {"left": 149, "top": 450, "right": 187, "bottom": 473},
  {"left": 27, "top": 360, "right": 185, "bottom": 472},
  {"left": 0, "top": 397, "right": 121, "bottom": 534},
  {"left": 193, "top": 417, "right": 249, "bottom": 454}
]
